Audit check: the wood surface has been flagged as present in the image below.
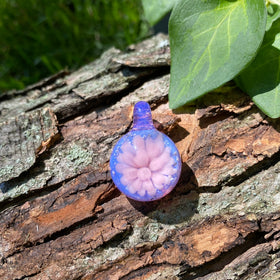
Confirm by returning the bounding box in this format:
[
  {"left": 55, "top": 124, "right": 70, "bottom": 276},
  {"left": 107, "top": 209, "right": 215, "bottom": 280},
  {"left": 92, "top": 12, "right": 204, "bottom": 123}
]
[{"left": 1, "top": 34, "right": 280, "bottom": 280}]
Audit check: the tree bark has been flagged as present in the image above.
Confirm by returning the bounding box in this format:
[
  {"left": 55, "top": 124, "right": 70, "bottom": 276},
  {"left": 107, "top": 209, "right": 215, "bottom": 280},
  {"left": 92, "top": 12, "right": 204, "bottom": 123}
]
[{"left": 1, "top": 34, "right": 280, "bottom": 280}]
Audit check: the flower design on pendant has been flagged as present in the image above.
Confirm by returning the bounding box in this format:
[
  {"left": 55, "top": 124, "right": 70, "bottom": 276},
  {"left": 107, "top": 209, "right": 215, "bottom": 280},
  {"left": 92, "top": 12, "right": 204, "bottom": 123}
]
[
  {"left": 116, "top": 134, "right": 176, "bottom": 197},
  {"left": 110, "top": 101, "right": 181, "bottom": 201}
]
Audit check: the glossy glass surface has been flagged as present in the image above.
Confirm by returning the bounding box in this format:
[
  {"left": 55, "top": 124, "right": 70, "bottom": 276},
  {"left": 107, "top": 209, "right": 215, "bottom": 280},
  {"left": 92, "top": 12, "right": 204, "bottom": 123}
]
[{"left": 110, "top": 101, "right": 181, "bottom": 201}]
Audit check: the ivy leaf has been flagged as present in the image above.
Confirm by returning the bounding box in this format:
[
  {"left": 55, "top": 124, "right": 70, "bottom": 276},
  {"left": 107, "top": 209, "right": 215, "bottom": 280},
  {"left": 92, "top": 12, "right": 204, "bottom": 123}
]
[
  {"left": 168, "top": 0, "right": 267, "bottom": 109},
  {"left": 236, "top": 18, "right": 280, "bottom": 118},
  {"left": 266, "top": 4, "right": 280, "bottom": 30},
  {"left": 141, "top": 0, "right": 178, "bottom": 26}
]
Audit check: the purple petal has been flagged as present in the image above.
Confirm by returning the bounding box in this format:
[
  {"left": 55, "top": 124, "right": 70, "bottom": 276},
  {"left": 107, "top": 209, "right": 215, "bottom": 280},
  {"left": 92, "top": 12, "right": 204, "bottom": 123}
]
[
  {"left": 159, "top": 165, "right": 177, "bottom": 176},
  {"left": 116, "top": 163, "right": 129, "bottom": 173},
  {"left": 149, "top": 147, "right": 172, "bottom": 172},
  {"left": 133, "top": 150, "right": 149, "bottom": 168},
  {"left": 120, "top": 175, "right": 135, "bottom": 186},
  {"left": 133, "top": 135, "right": 146, "bottom": 152},
  {"left": 146, "top": 134, "right": 164, "bottom": 159},
  {"left": 152, "top": 173, "right": 168, "bottom": 190},
  {"left": 131, "top": 179, "right": 143, "bottom": 192},
  {"left": 127, "top": 184, "right": 137, "bottom": 194},
  {"left": 118, "top": 151, "right": 137, "bottom": 167},
  {"left": 138, "top": 187, "right": 146, "bottom": 197},
  {"left": 121, "top": 141, "right": 135, "bottom": 155},
  {"left": 122, "top": 166, "right": 138, "bottom": 180},
  {"left": 143, "top": 180, "right": 157, "bottom": 196}
]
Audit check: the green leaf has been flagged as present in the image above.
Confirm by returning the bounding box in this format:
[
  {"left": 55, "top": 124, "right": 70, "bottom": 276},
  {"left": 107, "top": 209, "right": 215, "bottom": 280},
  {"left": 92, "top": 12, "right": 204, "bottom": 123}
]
[
  {"left": 141, "top": 0, "right": 178, "bottom": 25},
  {"left": 168, "top": 0, "right": 267, "bottom": 109},
  {"left": 266, "top": 4, "right": 280, "bottom": 30},
  {"left": 236, "top": 18, "right": 280, "bottom": 118}
]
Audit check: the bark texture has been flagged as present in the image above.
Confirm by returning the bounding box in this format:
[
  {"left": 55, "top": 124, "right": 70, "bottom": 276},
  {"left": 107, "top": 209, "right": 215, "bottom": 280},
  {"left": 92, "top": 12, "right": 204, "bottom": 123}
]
[{"left": 1, "top": 34, "right": 280, "bottom": 280}]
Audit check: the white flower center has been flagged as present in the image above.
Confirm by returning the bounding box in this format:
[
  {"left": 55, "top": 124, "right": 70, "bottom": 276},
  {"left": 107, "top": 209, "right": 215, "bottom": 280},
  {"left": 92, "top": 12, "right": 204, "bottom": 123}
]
[{"left": 137, "top": 167, "right": 152, "bottom": 181}]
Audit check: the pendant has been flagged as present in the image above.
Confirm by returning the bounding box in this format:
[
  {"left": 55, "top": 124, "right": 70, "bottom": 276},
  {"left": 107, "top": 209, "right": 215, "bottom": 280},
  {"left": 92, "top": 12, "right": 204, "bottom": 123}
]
[{"left": 110, "top": 101, "right": 181, "bottom": 201}]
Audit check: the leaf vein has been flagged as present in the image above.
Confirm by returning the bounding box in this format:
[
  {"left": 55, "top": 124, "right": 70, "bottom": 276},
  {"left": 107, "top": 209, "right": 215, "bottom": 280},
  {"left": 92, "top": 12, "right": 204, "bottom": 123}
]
[{"left": 191, "top": 5, "right": 237, "bottom": 80}]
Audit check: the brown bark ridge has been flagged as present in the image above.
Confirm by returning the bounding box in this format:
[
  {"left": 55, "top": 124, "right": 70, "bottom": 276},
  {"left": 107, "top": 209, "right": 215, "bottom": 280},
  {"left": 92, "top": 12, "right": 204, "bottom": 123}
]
[{"left": 1, "top": 34, "right": 280, "bottom": 280}]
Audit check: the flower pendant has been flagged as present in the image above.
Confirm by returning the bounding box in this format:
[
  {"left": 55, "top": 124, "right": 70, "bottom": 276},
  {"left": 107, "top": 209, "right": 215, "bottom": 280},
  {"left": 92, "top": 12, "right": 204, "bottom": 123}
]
[{"left": 110, "top": 101, "right": 181, "bottom": 201}]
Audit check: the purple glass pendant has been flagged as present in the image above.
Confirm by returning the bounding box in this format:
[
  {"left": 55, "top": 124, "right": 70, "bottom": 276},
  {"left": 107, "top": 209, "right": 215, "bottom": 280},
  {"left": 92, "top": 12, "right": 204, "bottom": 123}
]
[{"left": 110, "top": 101, "right": 181, "bottom": 201}]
